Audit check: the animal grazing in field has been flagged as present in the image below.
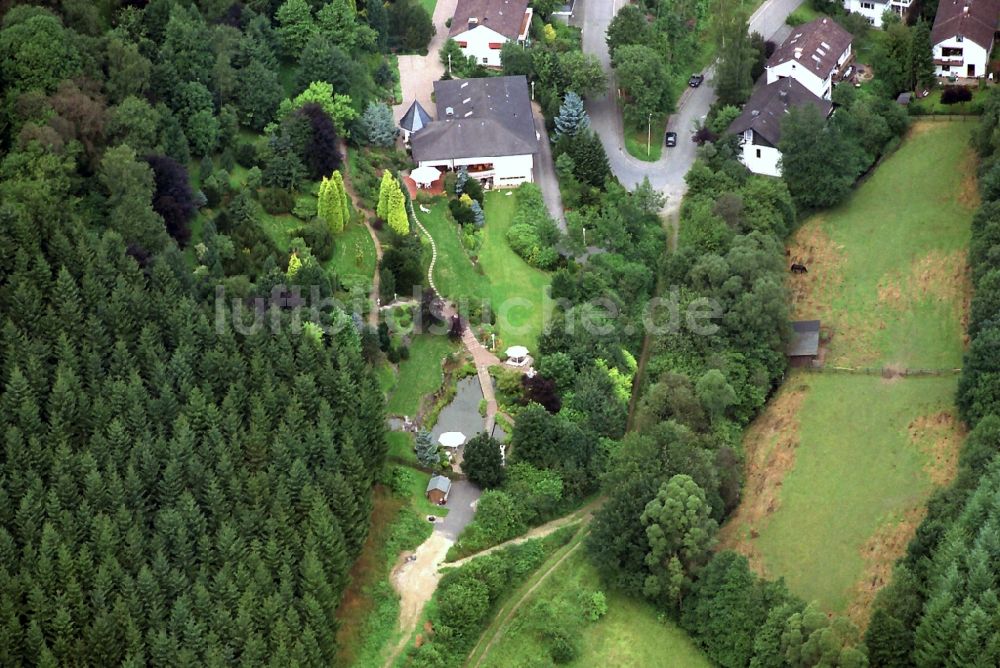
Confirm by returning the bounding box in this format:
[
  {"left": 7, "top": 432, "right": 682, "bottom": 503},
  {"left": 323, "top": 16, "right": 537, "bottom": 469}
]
[{"left": 790, "top": 263, "right": 808, "bottom": 274}]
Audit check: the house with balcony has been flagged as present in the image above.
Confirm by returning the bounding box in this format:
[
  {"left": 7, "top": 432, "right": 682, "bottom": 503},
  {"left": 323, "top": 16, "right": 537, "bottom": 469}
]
[
  {"left": 843, "top": 0, "right": 914, "bottom": 27},
  {"left": 450, "top": 0, "right": 533, "bottom": 68},
  {"left": 931, "top": 0, "right": 1000, "bottom": 79},
  {"left": 407, "top": 76, "right": 539, "bottom": 188},
  {"left": 728, "top": 77, "right": 834, "bottom": 177},
  {"left": 765, "top": 17, "right": 853, "bottom": 100}
]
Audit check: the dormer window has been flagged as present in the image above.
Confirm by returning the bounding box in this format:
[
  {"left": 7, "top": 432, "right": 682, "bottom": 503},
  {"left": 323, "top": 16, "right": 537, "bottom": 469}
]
[{"left": 957, "top": 35, "right": 964, "bottom": 42}]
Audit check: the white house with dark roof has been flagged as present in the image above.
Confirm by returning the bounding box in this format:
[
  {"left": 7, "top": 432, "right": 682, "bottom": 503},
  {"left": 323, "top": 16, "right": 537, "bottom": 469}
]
[
  {"left": 407, "top": 76, "right": 539, "bottom": 188},
  {"left": 765, "top": 17, "right": 853, "bottom": 100},
  {"left": 450, "top": 0, "right": 533, "bottom": 68},
  {"left": 842, "top": 0, "right": 914, "bottom": 27},
  {"left": 931, "top": 0, "right": 1000, "bottom": 78},
  {"left": 728, "top": 78, "right": 834, "bottom": 177}
]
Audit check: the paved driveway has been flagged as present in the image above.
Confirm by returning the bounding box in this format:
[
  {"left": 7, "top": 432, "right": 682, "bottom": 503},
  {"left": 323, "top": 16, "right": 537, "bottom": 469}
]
[
  {"left": 394, "top": 0, "right": 459, "bottom": 123},
  {"left": 434, "top": 478, "right": 480, "bottom": 540},
  {"left": 576, "top": 0, "right": 805, "bottom": 214},
  {"left": 532, "top": 102, "right": 566, "bottom": 228}
]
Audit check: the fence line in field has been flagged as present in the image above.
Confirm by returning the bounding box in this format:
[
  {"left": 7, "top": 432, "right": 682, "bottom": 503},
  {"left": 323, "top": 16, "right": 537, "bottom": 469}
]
[{"left": 800, "top": 365, "right": 962, "bottom": 377}]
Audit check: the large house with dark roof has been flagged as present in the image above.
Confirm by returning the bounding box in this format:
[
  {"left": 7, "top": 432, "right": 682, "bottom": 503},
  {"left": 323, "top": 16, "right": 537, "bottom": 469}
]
[
  {"left": 765, "top": 17, "right": 853, "bottom": 100},
  {"left": 450, "top": 0, "right": 533, "bottom": 68},
  {"left": 728, "top": 78, "right": 833, "bottom": 177},
  {"left": 407, "top": 76, "right": 539, "bottom": 188},
  {"left": 931, "top": 0, "right": 1000, "bottom": 79}
]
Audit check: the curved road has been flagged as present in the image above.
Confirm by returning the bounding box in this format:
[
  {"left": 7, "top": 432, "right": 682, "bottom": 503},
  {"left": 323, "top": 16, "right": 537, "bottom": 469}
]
[{"left": 576, "top": 0, "right": 805, "bottom": 213}]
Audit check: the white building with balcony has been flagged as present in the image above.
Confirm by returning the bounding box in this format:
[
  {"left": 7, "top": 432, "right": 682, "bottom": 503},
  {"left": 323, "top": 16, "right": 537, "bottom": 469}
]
[
  {"left": 931, "top": 0, "right": 1000, "bottom": 79},
  {"left": 408, "top": 76, "right": 540, "bottom": 188}
]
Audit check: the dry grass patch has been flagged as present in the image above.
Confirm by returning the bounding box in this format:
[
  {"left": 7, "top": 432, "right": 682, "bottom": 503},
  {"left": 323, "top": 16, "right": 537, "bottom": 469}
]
[
  {"left": 848, "top": 506, "right": 927, "bottom": 629},
  {"left": 909, "top": 410, "right": 965, "bottom": 485},
  {"left": 716, "top": 382, "right": 810, "bottom": 574}
]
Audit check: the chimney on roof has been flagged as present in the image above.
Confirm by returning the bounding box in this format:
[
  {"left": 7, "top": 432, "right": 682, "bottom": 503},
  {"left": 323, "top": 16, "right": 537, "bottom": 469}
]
[
  {"left": 468, "top": 17, "right": 478, "bottom": 28},
  {"left": 751, "top": 109, "right": 760, "bottom": 117},
  {"left": 963, "top": 5, "right": 969, "bottom": 12},
  {"left": 779, "top": 89, "right": 789, "bottom": 102}
]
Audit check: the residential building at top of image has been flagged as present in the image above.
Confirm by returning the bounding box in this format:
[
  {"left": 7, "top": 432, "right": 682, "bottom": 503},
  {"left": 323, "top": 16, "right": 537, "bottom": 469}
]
[
  {"left": 450, "top": 0, "right": 533, "bottom": 68},
  {"left": 842, "top": 0, "right": 915, "bottom": 27},
  {"left": 931, "top": 0, "right": 1000, "bottom": 79}
]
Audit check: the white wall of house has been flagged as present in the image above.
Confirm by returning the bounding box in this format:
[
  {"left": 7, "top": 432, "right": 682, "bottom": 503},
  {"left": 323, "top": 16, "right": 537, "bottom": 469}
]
[
  {"left": 766, "top": 45, "right": 850, "bottom": 99},
  {"left": 934, "top": 35, "right": 990, "bottom": 78},
  {"left": 739, "top": 131, "right": 782, "bottom": 177},
  {"left": 452, "top": 14, "right": 532, "bottom": 68},
  {"left": 417, "top": 153, "right": 535, "bottom": 186},
  {"left": 766, "top": 62, "right": 830, "bottom": 99},
  {"left": 844, "top": 0, "right": 887, "bottom": 26}
]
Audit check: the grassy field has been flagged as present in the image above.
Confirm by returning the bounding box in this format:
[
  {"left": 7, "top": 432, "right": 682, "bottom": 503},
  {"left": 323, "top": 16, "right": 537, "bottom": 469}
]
[
  {"left": 478, "top": 547, "right": 711, "bottom": 668},
  {"left": 419, "top": 191, "right": 552, "bottom": 350},
  {"left": 327, "top": 221, "right": 378, "bottom": 281},
  {"left": 384, "top": 334, "right": 457, "bottom": 416},
  {"left": 721, "top": 121, "right": 973, "bottom": 624},
  {"left": 787, "top": 120, "right": 975, "bottom": 369}
]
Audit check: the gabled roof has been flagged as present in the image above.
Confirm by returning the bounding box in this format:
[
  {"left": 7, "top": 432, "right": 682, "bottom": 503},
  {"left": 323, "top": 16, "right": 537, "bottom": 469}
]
[
  {"left": 728, "top": 78, "right": 833, "bottom": 147},
  {"left": 400, "top": 100, "right": 432, "bottom": 133},
  {"left": 788, "top": 320, "right": 821, "bottom": 357},
  {"left": 449, "top": 0, "right": 531, "bottom": 39},
  {"left": 931, "top": 0, "right": 1000, "bottom": 50},
  {"left": 767, "top": 17, "right": 852, "bottom": 78},
  {"left": 411, "top": 76, "right": 539, "bottom": 162},
  {"left": 426, "top": 475, "right": 452, "bottom": 494}
]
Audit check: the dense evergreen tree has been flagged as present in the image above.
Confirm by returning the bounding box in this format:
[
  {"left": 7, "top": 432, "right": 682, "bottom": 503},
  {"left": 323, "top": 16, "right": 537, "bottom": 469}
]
[
  {"left": 554, "top": 92, "right": 590, "bottom": 139},
  {"left": 462, "top": 433, "right": 506, "bottom": 488}
]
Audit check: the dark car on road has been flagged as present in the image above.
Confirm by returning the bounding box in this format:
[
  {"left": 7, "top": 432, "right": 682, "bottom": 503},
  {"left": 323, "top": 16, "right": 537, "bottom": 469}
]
[
  {"left": 664, "top": 131, "right": 677, "bottom": 147},
  {"left": 688, "top": 73, "right": 705, "bottom": 87}
]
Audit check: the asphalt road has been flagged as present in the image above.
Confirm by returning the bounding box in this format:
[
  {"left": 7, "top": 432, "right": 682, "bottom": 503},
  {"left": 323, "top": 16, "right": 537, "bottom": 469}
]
[
  {"left": 576, "top": 0, "right": 805, "bottom": 213},
  {"left": 434, "top": 478, "right": 480, "bottom": 540}
]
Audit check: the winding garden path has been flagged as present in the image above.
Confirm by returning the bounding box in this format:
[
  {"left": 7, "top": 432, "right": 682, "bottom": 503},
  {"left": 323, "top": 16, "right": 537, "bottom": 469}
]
[{"left": 409, "top": 201, "right": 500, "bottom": 433}]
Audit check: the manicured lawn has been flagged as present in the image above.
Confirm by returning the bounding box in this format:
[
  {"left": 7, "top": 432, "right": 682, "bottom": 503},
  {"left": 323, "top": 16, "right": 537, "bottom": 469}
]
[
  {"left": 722, "top": 121, "right": 973, "bottom": 621},
  {"left": 909, "top": 87, "right": 987, "bottom": 115},
  {"left": 788, "top": 120, "right": 975, "bottom": 369},
  {"left": 385, "top": 334, "right": 458, "bottom": 416},
  {"left": 386, "top": 431, "right": 418, "bottom": 466},
  {"left": 418, "top": 0, "right": 437, "bottom": 19},
  {"left": 419, "top": 191, "right": 552, "bottom": 350},
  {"left": 479, "top": 548, "right": 710, "bottom": 668},
  {"left": 786, "top": 4, "right": 822, "bottom": 26},
  {"left": 623, "top": 114, "right": 667, "bottom": 162}
]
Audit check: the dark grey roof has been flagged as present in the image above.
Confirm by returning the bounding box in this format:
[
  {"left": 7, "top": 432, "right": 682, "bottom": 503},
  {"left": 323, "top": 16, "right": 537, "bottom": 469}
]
[
  {"left": 767, "top": 17, "right": 852, "bottom": 78},
  {"left": 896, "top": 92, "right": 912, "bottom": 105},
  {"left": 788, "top": 320, "right": 821, "bottom": 357},
  {"left": 932, "top": 0, "right": 1000, "bottom": 51},
  {"left": 400, "top": 100, "right": 433, "bottom": 133},
  {"left": 426, "top": 475, "right": 452, "bottom": 494},
  {"left": 449, "top": 0, "right": 531, "bottom": 39},
  {"left": 411, "top": 76, "right": 539, "bottom": 162},
  {"left": 727, "top": 78, "right": 833, "bottom": 147}
]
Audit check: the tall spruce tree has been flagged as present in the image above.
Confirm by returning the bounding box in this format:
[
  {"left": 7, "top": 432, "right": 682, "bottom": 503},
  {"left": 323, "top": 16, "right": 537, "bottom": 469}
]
[{"left": 554, "top": 91, "right": 590, "bottom": 138}]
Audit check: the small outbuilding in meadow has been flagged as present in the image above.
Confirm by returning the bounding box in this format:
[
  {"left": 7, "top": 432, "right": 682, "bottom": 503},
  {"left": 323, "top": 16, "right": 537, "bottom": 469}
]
[{"left": 788, "top": 320, "right": 821, "bottom": 367}]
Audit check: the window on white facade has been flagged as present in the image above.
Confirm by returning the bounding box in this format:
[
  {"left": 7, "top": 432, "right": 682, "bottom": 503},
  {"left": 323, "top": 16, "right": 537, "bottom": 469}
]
[
  {"left": 860, "top": 2, "right": 875, "bottom": 9},
  {"left": 867, "top": 17, "right": 874, "bottom": 24},
  {"left": 957, "top": 35, "right": 964, "bottom": 42},
  {"left": 756, "top": 149, "right": 761, "bottom": 158},
  {"left": 482, "top": 57, "right": 488, "bottom": 63}
]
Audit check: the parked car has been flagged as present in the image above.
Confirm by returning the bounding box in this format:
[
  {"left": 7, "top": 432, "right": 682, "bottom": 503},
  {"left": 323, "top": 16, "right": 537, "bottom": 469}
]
[
  {"left": 664, "top": 131, "right": 677, "bottom": 147},
  {"left": 688, "top": 73, "right": 705, "bottom": 87}
]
